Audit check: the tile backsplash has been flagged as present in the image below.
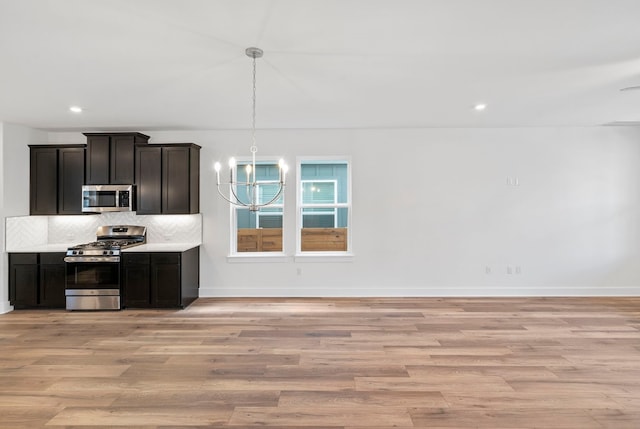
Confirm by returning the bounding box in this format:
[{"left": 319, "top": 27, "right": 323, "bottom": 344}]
[
  {"left": 5, "top": 216, "right": 49, "bottom": 249},
  {"left": 5, "top": 213, "right": 202, "bottom": 250}
]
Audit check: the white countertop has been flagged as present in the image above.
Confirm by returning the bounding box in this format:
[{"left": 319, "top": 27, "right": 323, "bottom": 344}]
[
  {"left": 6, "top": 244, "right": 73, "bottom": 253},
  {"left": 123, "top": 243, "right": 200, "bottom": 252},
  {"left": 7, "top": 243, "right": 200, "bottom": 253}
]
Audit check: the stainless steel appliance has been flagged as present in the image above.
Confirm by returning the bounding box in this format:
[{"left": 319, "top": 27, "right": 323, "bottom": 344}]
[
  {"left": 64, "top": 225, "right": 146, "bottom": 310},
  {"left": 82, "top": 184, "right": 135, "bottom": 213}
]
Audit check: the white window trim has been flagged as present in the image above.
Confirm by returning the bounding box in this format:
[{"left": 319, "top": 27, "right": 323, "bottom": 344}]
[
  {"left": 296, "top": 156, "right": 353, "bottom": 257},
  {"left": 227, "top": 253, "right": 289, "bottom": 263},
  {"left": 228, "top": 157, "right": 287, "bottom": 258}
]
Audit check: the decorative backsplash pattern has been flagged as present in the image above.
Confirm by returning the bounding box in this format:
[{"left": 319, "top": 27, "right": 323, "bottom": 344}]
[
  {"left": 5, "top": 213, "right": 202, "bottom": 250},
  {"left": 5, "top": 216, "right": 49, "bottom": 249}
]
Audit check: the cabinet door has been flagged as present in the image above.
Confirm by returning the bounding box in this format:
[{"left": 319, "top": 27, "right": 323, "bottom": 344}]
[
  {"left": 122, "top": 253, "right": 151, "bottom": 308},
  {"left": 58, "top": 148, "right": 85, "bottom": 215},
  {"left": 122, "top": 264, "right": 152, "bottom": 308},
  {"left": 162, "top": 147, "right": 190, "bottom": 214},
  {"left": 39, "top": 253, "right": 66, "bottom": 308},
  {"left": 9, "top": 254, "right": 39, "bottom": 308},
  {"left": 151, "top": 253, "right": 181, "bottom": 308},
  {"left": 85, "top": 135, "right": 110, "bottom": 184},
  {"left": 110, "top": 135, "right": 135, "bottom": 184},
  {"left": 136, "top": 146, "right": 162, "bottom": 214},
  {"left": 30, "top": 147, "right": 58, "bottom": 215}
]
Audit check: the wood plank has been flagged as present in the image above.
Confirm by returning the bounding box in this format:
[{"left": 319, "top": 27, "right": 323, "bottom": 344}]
[
  {"left": 229, "top": 406, "right": 413, "bottom": 427},
  {"left": 301, "top": 228, "right": 347, "bottom": 251},
  {"left": 46, "top": 407, "right": 233, "bottom": 426},
  {"left": 237, "top": 228, "right": 282, "bottom": 252}
]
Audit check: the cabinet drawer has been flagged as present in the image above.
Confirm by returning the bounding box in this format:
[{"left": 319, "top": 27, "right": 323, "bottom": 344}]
[
  {"left": 40, "top": 253, "right": 66, "bottom": 265},
  {"left": 151, "top": 253, "right": 180, "bottom": 264},
  {"left": 123, "top": 253, "right": 150, "bottom": 265},
  {"left": 10, "top": 253, "right": 38, "bottom": 264}
]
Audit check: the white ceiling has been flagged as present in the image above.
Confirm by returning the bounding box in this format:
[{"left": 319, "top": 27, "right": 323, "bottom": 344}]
[{"left": 1, "top": 0, "right": 640, "bottom": 131}]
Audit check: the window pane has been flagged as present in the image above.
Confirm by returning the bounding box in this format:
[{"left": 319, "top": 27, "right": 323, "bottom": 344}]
[
  {"left": 301, "top": 163, "right": 348, "bottom": 203},
  {"left": 299, "top": 161, "right": 349, "bottom": 253},
  {"left": 236, "top": 163, "right": 283, "bottom": 205},
  {"left": 238, "top": 208, "right": 284, "bottom": 229},
  {"left": 302, "top": 181, "right": 335, "bottom": 204},
  {"left": 302, "top": 207, "right": 336, "bottom": 228},
  {"left": 237, "top": 227, "right": 283, "bottom": 252},
  {"left": 257, "top": 215, "right": 282, "bottom": 229},
  {"left": 233, "top": 161, "right": 284, "bottom": 253},
  {"left": 236, "top": 208, "right": 283, "bottom": 252},
  {"left": 336, "top": 207, "right": 348, "bottom": 228},
  {"left": 259, "top": 183, "right": 283, "bottom": 205},
  {"left": 300, "top": 227, "right": 348, "bottom": 251}
]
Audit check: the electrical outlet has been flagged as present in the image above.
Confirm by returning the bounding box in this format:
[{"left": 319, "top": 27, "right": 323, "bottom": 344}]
[
  {"left": 485, "top": 266, "right": 491, "bottom": 274},
  {"left": 507, "top": 266, "right": 513, "bottom": 275},
  {"left": 515, "top": 266, "right": 522, "bottom": 274}
]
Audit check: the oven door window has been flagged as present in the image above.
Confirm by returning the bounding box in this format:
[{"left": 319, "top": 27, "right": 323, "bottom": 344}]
[
  {"left": 83, "top": 191, "right": 116, "bottom": 208},
  {"left": 66, "top": 263, "right": 120, "bottom": 289}
]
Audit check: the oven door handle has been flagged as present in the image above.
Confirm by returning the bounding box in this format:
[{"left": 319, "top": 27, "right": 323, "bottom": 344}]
[{"left": 64, "top": 256, "right": 121, "bottom": 263}]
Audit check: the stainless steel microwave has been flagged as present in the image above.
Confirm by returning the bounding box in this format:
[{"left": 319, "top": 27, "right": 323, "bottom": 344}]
[{"left": 82, "top": 185, "right": 134, "bottom": 213}]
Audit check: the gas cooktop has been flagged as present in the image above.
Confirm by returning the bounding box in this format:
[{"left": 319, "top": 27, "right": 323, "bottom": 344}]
[{"left": 65, "top": 225, "right": 147, "bottom": 259}]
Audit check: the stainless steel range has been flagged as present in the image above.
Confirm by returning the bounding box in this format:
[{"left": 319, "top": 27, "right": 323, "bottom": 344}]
[{"left": 64, "top": 225, "right": 146, "bottom": 310}]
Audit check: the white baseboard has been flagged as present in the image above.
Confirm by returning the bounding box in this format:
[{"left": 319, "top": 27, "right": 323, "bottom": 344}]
[
  {"left": 198, "top": 285, "right": 640, "bottom": 298},
  {"left": 0, "top": 301, "right": 14, "bottom": 314}
]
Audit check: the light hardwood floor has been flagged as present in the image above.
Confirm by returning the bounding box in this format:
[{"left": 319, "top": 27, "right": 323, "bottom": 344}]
[{"left": 1, "top": 297, "right": 639, "bottom": 428}]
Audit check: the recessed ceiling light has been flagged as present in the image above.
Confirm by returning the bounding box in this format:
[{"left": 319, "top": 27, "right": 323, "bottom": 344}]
[
  {"left": 69, "top": 106, "right": 83, "bottom": 113},
  {"left": 473, "top": 103, "right": 487, "bottom": 111}
]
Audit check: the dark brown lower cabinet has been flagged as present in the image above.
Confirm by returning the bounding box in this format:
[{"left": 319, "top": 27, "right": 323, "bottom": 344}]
[
  {"left": 122, "top": 247, "right": 199, "bottom": 309},
  {"left": 9, "top": 253, "right": 66, "bottom": 309}
]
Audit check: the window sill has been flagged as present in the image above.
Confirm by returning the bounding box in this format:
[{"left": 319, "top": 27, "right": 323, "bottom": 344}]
[
  {"left": 294, "top": 252, "right": 354, "bottom": 263},
  {"left": 227, "top": 253, "right": 289, "bottom": 263}
]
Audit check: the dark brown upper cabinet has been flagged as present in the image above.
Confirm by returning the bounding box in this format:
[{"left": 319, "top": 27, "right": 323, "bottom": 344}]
[
  {"left": 84, "top": 132, "right": 149, "bottom": 184},
  {"left": 135, "top": 144, "right": 200, "bottom": 214},
  {"left": 30, "top": 145, "right": 85, "bottom": 215}
]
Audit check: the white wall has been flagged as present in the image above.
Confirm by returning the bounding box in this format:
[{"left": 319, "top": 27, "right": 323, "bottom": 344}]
[
  {"left": 49, "top": 126, "right": 640, "bottom": 297},
  {"left": 1, "top": 122, "right": 48, "bottom": 313}
]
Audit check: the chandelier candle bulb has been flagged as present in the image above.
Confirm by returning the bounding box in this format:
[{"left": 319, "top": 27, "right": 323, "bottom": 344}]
[
  {"left": 214, "top": 162, "right": 221, "bottom": 183},
  {"left": 278, "top": 159, "right": 287, "bottom": 184}
]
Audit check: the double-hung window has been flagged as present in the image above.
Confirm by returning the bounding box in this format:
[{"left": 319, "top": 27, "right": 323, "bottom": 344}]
[
  {"left": 233, "top": 161, "right": 284, "bottom": 253},
  {"left": 297, "top": 159, "right": 351, "bottom": 253}
]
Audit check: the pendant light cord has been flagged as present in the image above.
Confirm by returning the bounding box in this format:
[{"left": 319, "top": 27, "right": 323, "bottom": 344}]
[{"left": 250, "top": 53, "right": 257, "bottom": 155}]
